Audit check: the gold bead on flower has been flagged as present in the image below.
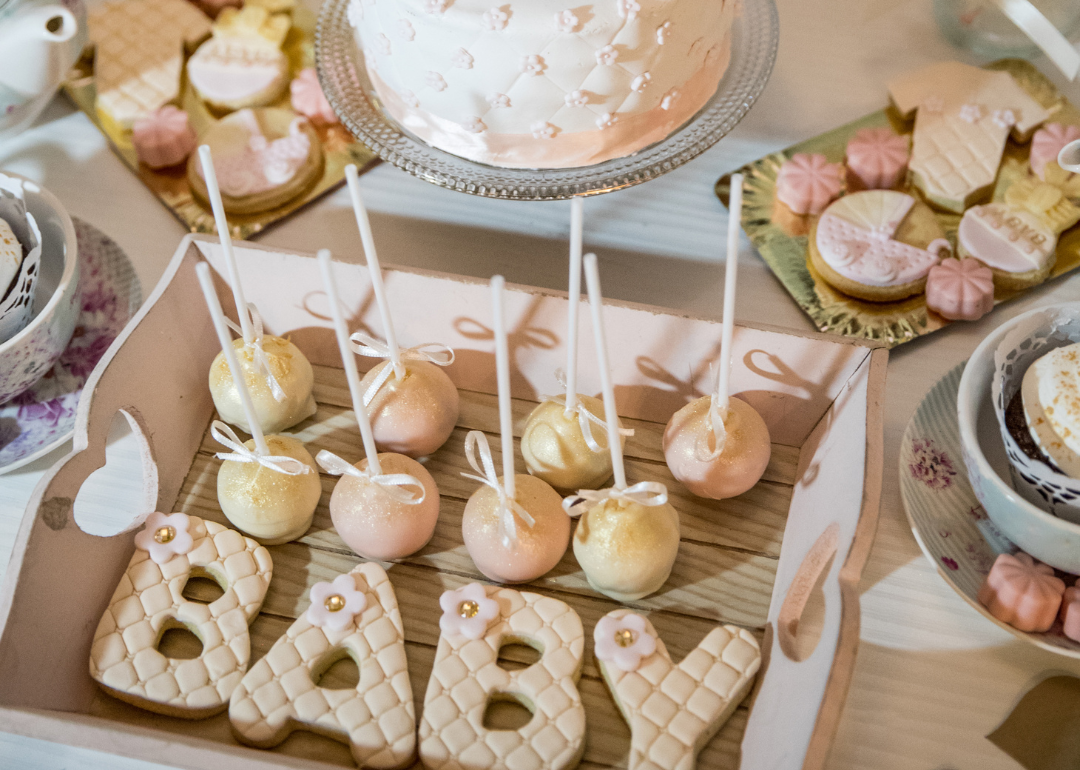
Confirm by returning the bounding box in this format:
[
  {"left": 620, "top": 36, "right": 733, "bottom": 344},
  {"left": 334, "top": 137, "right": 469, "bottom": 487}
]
[
  {"left": 153, "top": 526, "right": 176, "bottom": 545},
  {"left": 458, "top": 600, "right": 480, "bottom": 619},
  {"left": 325, "top": 594, "right": 347, "bottom": 612},
  {"left": 614, "top": 629, "right": 637, "bottom": 648}
]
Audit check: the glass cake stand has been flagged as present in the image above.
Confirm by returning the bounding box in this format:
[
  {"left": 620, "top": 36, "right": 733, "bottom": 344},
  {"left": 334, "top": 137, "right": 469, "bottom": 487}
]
[{"left": 315, "top": 0, "right": 779, "bottom": 201}]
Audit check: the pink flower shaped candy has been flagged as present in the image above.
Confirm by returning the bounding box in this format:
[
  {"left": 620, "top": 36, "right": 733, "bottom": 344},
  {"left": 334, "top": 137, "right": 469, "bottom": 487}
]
[
  {"left": 775, "top": 153, "right": 843, "bottom": 216},
  {"left": 845, "top": 127, "right": 909, "bottom": 190},
  {"left": 132, "top": 106, "right": 196, "bottom": 170},
  {"left": 439, "top": 583, "right": 500, "bottom": 640},
  {"left": 1059, "top": 585, "right": 1080, "bottom": 642},
  {"left": 925, "top": 258, "right": 994, "bottom": 321},
  {"left": 134, "top": 512, "right": 195, "bottom": 565},
  {"left": 594, "top": 613, "right": 656, "bottom": 672},
  {"left": 306, "top": 574, "right": 367, "bottom": 632},
  {"left": 290, "top": 68, "right": 338, "bottom": 126},
  {"left": 977, "top": 552, "right": 1065, "bottom": 633},
  {"left": 1030, "top": 123, "right": 1080, "bottom": 180}
]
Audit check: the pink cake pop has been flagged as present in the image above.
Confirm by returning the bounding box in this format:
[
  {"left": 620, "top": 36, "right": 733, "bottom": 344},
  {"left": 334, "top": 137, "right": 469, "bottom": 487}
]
[
  {"left": 1030, "top": 123, "right": 1080, "bottom": 179},
  {"left": 845, "top": 127, "right": 909, "bottom": 190},
  {"left": 316, "top": 250, "right": 440, "bottom": 562},
  {"left": 290, "top": 68, "right": 339, "bottom": 126},
  {"left": 925, "top": 258, "right": 994, "bottom": 321},
  {"left": 1060, "top": 586, "right": 1080, "bottom": 642},
  {"left": 461, "top": 276, "right": 570, "bottom": 584},
  {"left": 132, "top": 106, "right": 196, "bottom": 169},
  {"left": 775, "top": 153, "right": 843, "bottom": 216},
  {"left": 978, "top": 552, "right": 1065, "bottom": 633}
]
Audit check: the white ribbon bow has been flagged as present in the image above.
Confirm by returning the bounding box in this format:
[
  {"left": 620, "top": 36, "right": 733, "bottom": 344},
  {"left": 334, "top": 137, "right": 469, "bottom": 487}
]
[
  {"left": 543, "top": 370, "right": 634, "bottom": 453},
  {"left": 562, "top": 481, "right": 669, "bottom": 517},
  {"left": 460, "top": 430, "right": 535, "bottom": 548},
  {"left": 697, "top": 395, "right": 729, "bottom": 463},
  {"left": 315, "top": 450, "right": 427, "bottom": 504},
  {"left": 224, "top": 303, "right": 286, "bottom": 403},
  {"left": 212, "top": 421, "right": 311, "bottom": 476},
  {"left": 350, "top": 332, "right": 455, "bottom": 407}
]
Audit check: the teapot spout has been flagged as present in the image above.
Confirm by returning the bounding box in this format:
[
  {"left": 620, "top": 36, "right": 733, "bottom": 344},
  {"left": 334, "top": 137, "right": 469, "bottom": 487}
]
[{"left": 0, "top": 6, "right": 80, "bottom": 97}]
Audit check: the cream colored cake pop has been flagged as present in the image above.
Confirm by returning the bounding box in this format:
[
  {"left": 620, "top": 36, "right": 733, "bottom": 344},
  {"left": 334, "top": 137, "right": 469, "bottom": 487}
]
[
  {"left": 461, "top": 276, "right": 570, "bottom": 584},
  {"left": 663, "top": 174, "right": 771, "bottom": 500},
  {"left": 568, "top": 254, "right": 680, "bottom": 603},
  {"left": 315, "top": 250, "right": 441, "bottom": 562},
  {"left": 198, "top": 263, "right": 321, "bottom": 545},
  {"left": 346, "top": 164, "right": 459, "bottom": 458},
  {"left": 200, "top": 145, "right": 316, "bottom": 435}
]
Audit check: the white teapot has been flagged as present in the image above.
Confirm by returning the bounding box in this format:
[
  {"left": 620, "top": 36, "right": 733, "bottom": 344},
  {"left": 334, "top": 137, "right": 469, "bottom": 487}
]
[{"left": 0, "top": 0, "right": 87, "bottom": 140}]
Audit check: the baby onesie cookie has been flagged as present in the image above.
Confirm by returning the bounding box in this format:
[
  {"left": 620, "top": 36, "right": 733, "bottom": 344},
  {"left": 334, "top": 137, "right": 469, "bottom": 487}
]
[
  {"left": 89, "top": 513, "right": 272, "bottom": 718},
  {"left": 925, "top": 258, "right": 994, "bottom": 321},
  {"left": 594, "top": 611, "right": 760, "bottom": 770},
  {"left": 888, "top": 61, "right": 1050, "bottom": 213},
  {"left": 808, "top": 190, "right": 949, "bottom": 302},
  {"left": 230, "top": 563, "right": 416, "bottom": 768},
  {"left": 957, "top": 203, "right": 1057, "bottom": 292},
  {"left": 845, "top": 127, "right": 909, "bottom": 190},
  {"left": 978, "top": 552, "right": 1064, "bottom": 633},
  {"left": 419, "top": 584, "right": 586, "bottom": 770},
  {"left": 188, "top": 108, "right": 323, "bottom": 215},
  {"left": 1030, "top": 123, "right": 1080, "bottom": 180},
  {"left": 774, "top": 153, "right": 843, "bottom": 216}
]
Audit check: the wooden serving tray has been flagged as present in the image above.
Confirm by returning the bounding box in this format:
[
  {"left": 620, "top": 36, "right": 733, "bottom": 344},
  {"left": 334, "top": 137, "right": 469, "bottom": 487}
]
[{"left": 0, "top": 236, "right": 886, "bottom": 770}]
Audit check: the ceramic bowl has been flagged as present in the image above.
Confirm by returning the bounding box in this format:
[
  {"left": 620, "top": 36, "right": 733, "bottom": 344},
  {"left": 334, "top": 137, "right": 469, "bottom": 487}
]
[
  {"left": 957, "top": 303, "right": 1080, "bottom": 574},
  {"left": 0, "top": 174, "right": 80, "bottom": 404}
]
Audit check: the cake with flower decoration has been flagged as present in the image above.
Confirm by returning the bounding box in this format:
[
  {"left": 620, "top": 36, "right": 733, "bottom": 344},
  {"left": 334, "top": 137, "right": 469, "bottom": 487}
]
[{"left": 346, "top": 0, "right": 738, "bottom": 168}]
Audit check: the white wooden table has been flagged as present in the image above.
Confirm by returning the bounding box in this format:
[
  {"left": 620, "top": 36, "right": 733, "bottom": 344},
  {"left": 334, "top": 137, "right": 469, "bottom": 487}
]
[{"left": 3, "top": 1, "right": 1080, "bottom": 768}]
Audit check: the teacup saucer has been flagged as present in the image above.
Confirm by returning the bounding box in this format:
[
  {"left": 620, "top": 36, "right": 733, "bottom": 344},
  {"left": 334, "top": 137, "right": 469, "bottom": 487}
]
[{"left": 0, "top": 219, "right": 140, "bottom": 474}]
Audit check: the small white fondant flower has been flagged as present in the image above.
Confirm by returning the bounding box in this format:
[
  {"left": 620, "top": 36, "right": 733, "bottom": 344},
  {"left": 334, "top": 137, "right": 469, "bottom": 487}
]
[
  {"left": 375, "top": 33, "right": 392, "bottom": 55},
  {"left": 134, "top": 512, "right": 194, "bottom": 565},
  {"left": 439, "top": 583, "right": 500, "bottom": 640},
  {"left": 487, "top": 92, "right": 510, "bottom": 108},
  {"left": 483, "top": 7, "right": 508, "bottom": 30},
  {"left": 656, "top": 20, "right": 671, "bottom": 44},
  {"left": 396, "top": 19, "right": 415, "bottom": 41},
  {"left": 347, "top": 0, "right": 363, "bottom": 26},
  {"left": 522, "top": 54, "right": 547, "bottom": 76},
  {"left": 631, "top": 72, "right": 651, "bottom": 92},
  {"left": 959, "top": 103, "right": 985, "bottom": 123},
  {"left": 660, "top": 88, "right": 679, "bottom": 110},
  {"left": 565, "top": 89, "right": 589, "bottom": 108},
  {"left": 463, "top": 116, "right": 486, "bottom": 133},
  {"left": 452, "top": 47, "right": 474, "bottom": 69},
  {"left": 596, "top": 112, "right": 618, "bottom": 129},
  {"left": 554, "top": 9, "right": 578, "bottom": 32},
  {"left": 400, "top": 89, "right": 420, "bottom": 108},
  {"left": 426, "top": 71, "right": 447, "bottom": 92},
  {"left": 531, "top": 121, "right": 557, "bottom": 139},
  {"left": 306, "top": 574, "right": 367, "bottom": 632},
  {"left": 993, "top": 108, "right": 1017, "bottom": 129},
  {"left": 920, "top": 96, "right": 944, "bottom": 114},
  {"left": 616, "top": 0, "right": 640, "bottom": 21},
  {"left": 594, "top": 614, "right": 657, "bottom": 672},
  {"left": 596, "top": 44, "right": 618, "bottom": 65},
  {"left": 424, "top": 0, "right": 449, "bottom": 13}
]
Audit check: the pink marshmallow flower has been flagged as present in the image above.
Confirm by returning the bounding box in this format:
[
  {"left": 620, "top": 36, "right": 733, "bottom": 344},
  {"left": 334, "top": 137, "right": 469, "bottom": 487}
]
[
  {"left": 134, "top": 512, "right": 194, "bottom": 565},
  {"left": 306, "top": 574, "right": 368, "bottom": 632},
  {"left": 439, "top": 583, "right": 500, "bottom": 640},
  {"left": 594, "top": 613, "right": 657, "bottom": 672}
]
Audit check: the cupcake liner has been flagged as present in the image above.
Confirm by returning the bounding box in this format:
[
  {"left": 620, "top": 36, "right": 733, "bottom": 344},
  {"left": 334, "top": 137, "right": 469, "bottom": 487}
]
[
  {"left": 993, "top": 303, "right": 1080, "bottom": 524},
  {"left": 0, "top": 175, "right": 43, "bottom": 345}
]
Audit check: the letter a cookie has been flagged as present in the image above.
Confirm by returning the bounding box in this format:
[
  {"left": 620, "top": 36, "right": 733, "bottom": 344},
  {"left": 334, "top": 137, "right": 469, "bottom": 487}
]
[
  {"left": 230, "top": 562, "right": 416, "bottom": 769},
  {"left": 593, "top": 611, "right": 761, "bottom": 770},
  {"left": 89, "top": 513, "right": 272, "bottom": 718},
  {"left": 419, "top": 583, "right": 586, "bottom": 770}
]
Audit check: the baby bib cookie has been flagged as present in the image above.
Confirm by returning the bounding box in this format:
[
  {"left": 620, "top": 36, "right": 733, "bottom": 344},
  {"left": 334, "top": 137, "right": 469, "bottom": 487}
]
[
  {"left": 419, "top": 584, "right": 586, "bottom": 770},
  {"left": 808, "top": 190, "right": 949, "bottom": 302},
  {"left": 230, "top": 563, "right": 416, "bottom": 768},
  {"left": 594, "top": 611, "right": 760, "bottom": 770},
  {"left": 89, "top": 513, "right": 272, "bottom": 718}
]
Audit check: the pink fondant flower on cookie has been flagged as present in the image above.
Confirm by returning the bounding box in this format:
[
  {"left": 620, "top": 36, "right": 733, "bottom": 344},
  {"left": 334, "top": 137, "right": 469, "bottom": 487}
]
[
  {"left": 959, "top": 103, "right": 985, "bottom": 124},
  {"left": 908, "top": 437, "right": 957, "bottom": 490},
  {"left": 290, "top": 68, "right": 338, "bottom": 126},
  {"left": 594, "top": 613, "right": 656, "bottom": 672},
  {"left": 307, "top": 574, "right": 367, "bottom": 632},
  {"left": 439, "top": 583, "right": 500, "bottom": 640},
  {"left": 1031, "top": 123, "right": 1080, "bottom": 179},
  {"left": 134, "top": 512, "right": 194, "bottom": 565},
  {"left": 978, "top": 552, "right": 1065, "bottom": 633},
  {"left": 920, "top": 96, "right": 944, "bottom": 114},
  {"left": 993, "top": 109, "right": 1017, "bottom": 130},
  {"left": 554, "top": 9, "right": 578, "bottom": 32},
  {"left": 483, "top": 7, "right": 508, "bottom": 30},
  {"left": 596, "top": 45, "right": 618, "bottom": 65},
  {"left": 775, "top": 152, "right": 843, "bottom": 216}
]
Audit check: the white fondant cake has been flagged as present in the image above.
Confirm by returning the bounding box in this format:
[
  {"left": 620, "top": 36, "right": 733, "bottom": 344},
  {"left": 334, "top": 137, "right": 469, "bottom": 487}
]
[{"left": 348, "top": 0, "right": 737, "bottom": 168}]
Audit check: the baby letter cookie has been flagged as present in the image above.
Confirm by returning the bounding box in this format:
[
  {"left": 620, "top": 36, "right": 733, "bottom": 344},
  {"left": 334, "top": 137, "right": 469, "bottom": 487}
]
[
  {"left": 419, "top": 584, "right": 586, "bottom": 770},
  {"left": 89, "top": 513, "right": 272, "bottom": 718},
  {"left": 593, "top": 611, "right": 760, "bottom": 770},
  {"left": 230, "top": 562, "right": 416, "bottom": 769}
]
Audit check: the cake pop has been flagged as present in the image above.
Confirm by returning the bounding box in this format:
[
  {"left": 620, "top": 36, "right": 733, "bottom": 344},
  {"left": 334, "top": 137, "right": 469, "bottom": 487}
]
[
  {"left": 199, "top": 145, "right": 316, "bottom": 435},
  {"left": 522, "top": 197, "right": 632, "bottom": 492},
  {"left": 567, "top": 254, "right": 680, "bottom": 603},
  {"left": 196, "top": 263, "right": 321, "bottom": 544},
  {"left": 663, "top": 175, "right": 771, "bottom": 500},
  {"left": 345, "top": 164, "right": 459, "bottom": 458},
  {"left": 461, "top": 276, "right": 570, "bottom": 584},
  {"left": 314, "top": 250, "right": 440, "bottom": 561}
]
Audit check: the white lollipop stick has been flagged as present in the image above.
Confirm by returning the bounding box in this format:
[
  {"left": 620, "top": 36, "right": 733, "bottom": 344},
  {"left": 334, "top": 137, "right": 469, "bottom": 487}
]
[
  {"left": 345, "top": 164, "right": 404, "bottom": 381},
  {"left": 564, "top": 197, "right": 584, "bottom": 414},
  {"left": 318, "top": 249, "right": 383, "bottom": 476},
  {"left": 715, "top": 173, "right": 744, "bottom": 420},
  {"left": 491, "top": 275, "right": 515, "bottom": 501},
  {"left": 198, "top": 145, "right": 254, "bottom": 345},
  {"left": 583, "top": 254, "right": 626, "bottom": 491},
  {"left": 195, "top": 262, "right": 269, "bottom": 456}
]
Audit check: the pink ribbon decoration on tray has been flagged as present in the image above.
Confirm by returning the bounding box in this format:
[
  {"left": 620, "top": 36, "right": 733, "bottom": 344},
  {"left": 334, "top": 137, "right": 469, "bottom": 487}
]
[
  {"left": 315, "top": 449, "right": 427, "bottom": 504},
  {"left": 211, "top": 420, "right": 311, "bottom": 475},
  {"left": 461, "top": 430, "right": 535, "bottom": 547},
  {"left": 224, "top": 303, "right": 287, "bottom": 402},
  {"left": 349, "top": 331, "right": 454, "bottom": 406},
  {"left": 562, "top": 481, "right": 669, "bottom": 517}
]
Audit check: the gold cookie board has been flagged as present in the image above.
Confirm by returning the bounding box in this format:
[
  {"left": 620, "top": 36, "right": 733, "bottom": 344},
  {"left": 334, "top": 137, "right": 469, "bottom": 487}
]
[
  {"left": 716, "top": 60, "right": 1080, "bottom": 349},
  {"left": 62, "top": 4, "right": 378, "bottom": 240}
]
